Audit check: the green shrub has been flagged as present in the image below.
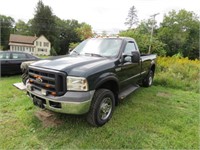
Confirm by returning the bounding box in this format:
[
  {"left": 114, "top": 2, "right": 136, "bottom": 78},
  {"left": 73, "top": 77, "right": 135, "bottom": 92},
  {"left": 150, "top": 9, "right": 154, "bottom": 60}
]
[
  {"left": 154, "top": 56, "right": 200, "bottom": 92},
  {"left": 50, "top": 47, "right": 57, "bottom": 56}
]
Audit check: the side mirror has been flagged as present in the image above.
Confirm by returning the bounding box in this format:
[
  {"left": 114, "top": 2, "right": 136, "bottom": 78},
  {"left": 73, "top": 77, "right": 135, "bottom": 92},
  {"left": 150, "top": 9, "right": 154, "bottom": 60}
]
[
  {"left": 122, "top": 53, "right": 131, "bottom": 64},
  {"left": 131, "top": 51, "right": 140, "bottom": 63},
  {"left": 122, "top": 51, "right": 140, "bottom": 64}
]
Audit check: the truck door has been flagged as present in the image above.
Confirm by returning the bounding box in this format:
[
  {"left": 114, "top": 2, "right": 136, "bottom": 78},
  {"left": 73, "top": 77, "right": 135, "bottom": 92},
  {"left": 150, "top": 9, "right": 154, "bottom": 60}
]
[{"left": 117, "top": 41, "right": 141, "bottom": 88}]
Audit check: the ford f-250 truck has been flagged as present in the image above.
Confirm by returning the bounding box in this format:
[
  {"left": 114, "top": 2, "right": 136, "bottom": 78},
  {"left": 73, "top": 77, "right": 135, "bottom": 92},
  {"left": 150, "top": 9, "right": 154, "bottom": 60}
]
[{"left": 25, "top": 37, "right": 156, "bottom": 126}]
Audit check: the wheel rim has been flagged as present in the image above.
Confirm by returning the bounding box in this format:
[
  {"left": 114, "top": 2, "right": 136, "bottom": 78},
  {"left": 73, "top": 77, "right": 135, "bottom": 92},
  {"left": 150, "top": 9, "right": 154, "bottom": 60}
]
[
  {"left": 99, "top": 97, "right": 112, "bottom": 120},
  {"left": 149, "top": 75, "right": 153, "bottom": 85}
]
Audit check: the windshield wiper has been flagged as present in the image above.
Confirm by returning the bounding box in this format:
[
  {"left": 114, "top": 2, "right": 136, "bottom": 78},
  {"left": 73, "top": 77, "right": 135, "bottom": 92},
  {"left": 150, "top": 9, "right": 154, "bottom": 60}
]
[
  {"left": 71, "top": 50, "right": 80, "bottom": 55},
  {"left": 84, "top": 53, "right": 104, "bottom": 58}
]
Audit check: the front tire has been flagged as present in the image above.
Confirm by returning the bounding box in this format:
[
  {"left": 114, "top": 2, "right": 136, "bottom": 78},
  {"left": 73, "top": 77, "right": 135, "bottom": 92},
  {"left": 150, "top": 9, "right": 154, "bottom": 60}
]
[{"left": 87, "top": 89, "right": 115, "bottom": 127}]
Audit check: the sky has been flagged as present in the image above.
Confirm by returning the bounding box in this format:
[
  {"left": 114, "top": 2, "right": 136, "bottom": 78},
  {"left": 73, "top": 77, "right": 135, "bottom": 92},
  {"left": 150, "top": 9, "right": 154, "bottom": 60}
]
[{"left": 0, "top": 0, "right": 199, "bottom": 34}]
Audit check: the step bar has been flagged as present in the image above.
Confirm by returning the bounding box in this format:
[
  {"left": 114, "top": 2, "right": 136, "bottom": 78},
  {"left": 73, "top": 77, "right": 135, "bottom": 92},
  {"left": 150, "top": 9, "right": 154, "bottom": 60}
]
[{"left": 118, "top": 84, "right": 140, "bottom": 100}]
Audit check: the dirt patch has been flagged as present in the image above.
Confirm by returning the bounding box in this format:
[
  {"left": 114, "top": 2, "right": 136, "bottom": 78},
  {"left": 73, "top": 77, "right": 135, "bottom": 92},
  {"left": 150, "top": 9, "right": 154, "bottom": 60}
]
[
  {"left": 35, "top": 110, "right": 63, "bottom": 127},
  {"left": 156, "top": 92, "right": 171, "bottom": 98}
]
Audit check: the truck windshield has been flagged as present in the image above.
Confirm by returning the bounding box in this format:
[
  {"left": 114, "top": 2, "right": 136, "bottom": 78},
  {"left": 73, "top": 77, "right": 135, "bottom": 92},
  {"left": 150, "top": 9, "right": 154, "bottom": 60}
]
[{"left": 71, "top": 38, "right": 122, "bottom": 57}]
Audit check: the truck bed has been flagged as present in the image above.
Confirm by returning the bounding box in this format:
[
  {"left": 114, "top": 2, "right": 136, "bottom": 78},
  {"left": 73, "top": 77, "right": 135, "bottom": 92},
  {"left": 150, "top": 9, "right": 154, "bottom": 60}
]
[{"left": 141, "top": 54, "right": 157, "bottom": 61}]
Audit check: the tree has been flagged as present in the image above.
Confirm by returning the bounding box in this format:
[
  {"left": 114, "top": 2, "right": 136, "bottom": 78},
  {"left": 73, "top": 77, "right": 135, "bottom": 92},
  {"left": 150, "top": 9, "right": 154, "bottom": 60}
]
[
  {"left": 76, "top": 23, "right": 93, "bottom": 40},
  {"left": 51, "top": 16, "right": 93, "bottom": 55},
  {"left": 31, "top": 0, "right": 56, "bottom": 45},
  {"left": 0, "top": 15, "right": 15, "bottom": 50},
  {"left": 69, "top": 42, "right": 79, "bottom": 51},
  {"left": 58, "top": 19, "right": 81, "bottom": 54},
  {"left": 14, "top": 19, "right": 32, "bottom": 35},
  {"left": 119, "top": 30, "right": 166, "bottom": 56},
  {"left": 124, "top": 5, "right": 138, "bottom": 29},
  {"left": 136, "top": 19, "right": 152, "bottom": 34},
  {"left": 158, "top": 9, "right": 200, "bottom": 59}
]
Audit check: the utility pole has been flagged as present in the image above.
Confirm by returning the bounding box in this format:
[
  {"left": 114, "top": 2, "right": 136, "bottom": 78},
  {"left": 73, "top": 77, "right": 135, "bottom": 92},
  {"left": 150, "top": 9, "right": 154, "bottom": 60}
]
[{"left": 148, "top": 13, "right": 159, "bottom": 54}]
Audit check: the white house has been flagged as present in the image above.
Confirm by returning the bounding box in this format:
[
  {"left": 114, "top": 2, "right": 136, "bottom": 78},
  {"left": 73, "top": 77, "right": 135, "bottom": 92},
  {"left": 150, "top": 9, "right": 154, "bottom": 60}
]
[{"left": 9, "top": 34, "right": 51, "bottom": 56}]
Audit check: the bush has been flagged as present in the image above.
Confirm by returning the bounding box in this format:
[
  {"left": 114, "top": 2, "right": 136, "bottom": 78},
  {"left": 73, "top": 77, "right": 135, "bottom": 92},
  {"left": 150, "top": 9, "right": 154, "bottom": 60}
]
[
  {"left": 154, "top": 56, "right": 200, "bottom": 92},
  {"left": 69, "top": 42, "right": 79, "bottom": 51},
  {"left": 50, "top": 47, "right": 57, "bottom": 56}
]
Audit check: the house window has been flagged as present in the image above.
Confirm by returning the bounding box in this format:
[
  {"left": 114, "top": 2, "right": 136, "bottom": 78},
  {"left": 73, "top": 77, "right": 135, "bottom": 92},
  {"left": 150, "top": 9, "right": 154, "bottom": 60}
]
[
  {"left": 40, "top": 42, "right": 42, "bottom": 47},
  {"left": 36, "top": 41, "right": 38, "bottom": 46},
  {"left": 44, "top": 42, "right": 49, "bottom": 47},
  {"left": 38, "top": 48, "right": 47, "bottom": 52},
  {"left": 38, "top": 48, "right": 43, "bottom": 52}
]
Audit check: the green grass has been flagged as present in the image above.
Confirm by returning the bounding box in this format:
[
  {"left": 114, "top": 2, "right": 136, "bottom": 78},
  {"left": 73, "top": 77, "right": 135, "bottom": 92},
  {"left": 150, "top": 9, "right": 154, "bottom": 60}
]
[
  {"left": 38, "top": 55, "right": 51, "bottom": 59},
  {"left": 154, "top": 57, "right": 200, "bottom": 93},
  {"left": 0, "top": 75, "right": 199, "bottom": 149}
]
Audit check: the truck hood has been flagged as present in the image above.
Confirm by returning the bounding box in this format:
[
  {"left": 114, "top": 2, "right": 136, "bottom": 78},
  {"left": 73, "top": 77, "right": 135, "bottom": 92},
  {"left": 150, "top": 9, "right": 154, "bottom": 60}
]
[{"left": 30, "top": 55, "right": 115, "bottom": 76}]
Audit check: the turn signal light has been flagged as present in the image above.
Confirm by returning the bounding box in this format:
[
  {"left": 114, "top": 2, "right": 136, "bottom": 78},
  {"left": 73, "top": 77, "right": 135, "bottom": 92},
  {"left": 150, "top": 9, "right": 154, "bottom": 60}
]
[
  {"left": 45, "top": 84, "right": 51, "bottom": 88},
  {"left": 51, "top": 92, "right": 56, "bottom": 96},
  {"left": 29, "top": 79, "right": 33, "bottom": 83},
  {"left": 34, "top": 75, "right": 42, "bottom": 79}
]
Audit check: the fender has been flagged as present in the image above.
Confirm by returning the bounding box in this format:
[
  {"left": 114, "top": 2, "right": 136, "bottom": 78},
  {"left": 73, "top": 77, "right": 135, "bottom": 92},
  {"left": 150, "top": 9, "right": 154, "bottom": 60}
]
[
  {"left": 93, "top": 72, "right": 119, "bottom": 91},
  {"left": 150, "top": 60, "right": 156, "bottom": 72}
]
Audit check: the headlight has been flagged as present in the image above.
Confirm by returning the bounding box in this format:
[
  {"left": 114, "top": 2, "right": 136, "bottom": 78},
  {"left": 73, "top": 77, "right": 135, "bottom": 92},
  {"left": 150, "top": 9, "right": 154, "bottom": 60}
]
[{"left": 67, "top": 76, "right": 88, "bottom": 91}]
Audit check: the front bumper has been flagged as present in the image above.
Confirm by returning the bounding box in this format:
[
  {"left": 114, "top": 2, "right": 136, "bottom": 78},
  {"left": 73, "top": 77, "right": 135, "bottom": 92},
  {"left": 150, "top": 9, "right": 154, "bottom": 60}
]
[{"left": 27, "top": 89, "right": 95, "bottom": 114}]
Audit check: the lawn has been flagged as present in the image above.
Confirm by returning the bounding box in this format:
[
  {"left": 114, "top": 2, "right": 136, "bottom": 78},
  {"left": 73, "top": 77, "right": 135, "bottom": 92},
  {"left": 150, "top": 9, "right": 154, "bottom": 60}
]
[{"left": 0, "top": 75, "right": 199, "bottom": 149}]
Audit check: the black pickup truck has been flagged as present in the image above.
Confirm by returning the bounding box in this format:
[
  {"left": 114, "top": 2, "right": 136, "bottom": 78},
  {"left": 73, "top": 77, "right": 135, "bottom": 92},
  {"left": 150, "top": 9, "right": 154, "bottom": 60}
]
[{"left": 25, "top": 37, "right": 156, "bottom": 126}]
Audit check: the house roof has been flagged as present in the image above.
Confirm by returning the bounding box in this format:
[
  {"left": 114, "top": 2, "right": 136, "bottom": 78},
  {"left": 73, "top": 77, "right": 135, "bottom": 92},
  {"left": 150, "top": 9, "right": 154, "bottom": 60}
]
[{"left": 9, "top": 34, "right": 38, "bottom": 44}]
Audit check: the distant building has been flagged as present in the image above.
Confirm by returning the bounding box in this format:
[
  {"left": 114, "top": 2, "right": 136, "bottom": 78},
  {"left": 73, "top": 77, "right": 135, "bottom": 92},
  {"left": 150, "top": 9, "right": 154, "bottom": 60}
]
[{"left": 9, "top": 34, "right": 51, "bottom": 56}]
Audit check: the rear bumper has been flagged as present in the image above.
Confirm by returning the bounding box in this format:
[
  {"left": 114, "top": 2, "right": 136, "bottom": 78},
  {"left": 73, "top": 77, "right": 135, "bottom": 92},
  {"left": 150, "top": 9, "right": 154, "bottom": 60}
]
[{"left": 27, "top": 89, "right": 95, "bottom": 114}]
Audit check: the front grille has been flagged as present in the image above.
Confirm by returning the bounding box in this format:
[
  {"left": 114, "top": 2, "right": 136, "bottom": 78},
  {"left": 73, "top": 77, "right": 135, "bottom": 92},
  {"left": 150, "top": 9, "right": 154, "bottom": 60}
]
[{"left": 28, "top": 67, "right": 66, "bottom": 96}]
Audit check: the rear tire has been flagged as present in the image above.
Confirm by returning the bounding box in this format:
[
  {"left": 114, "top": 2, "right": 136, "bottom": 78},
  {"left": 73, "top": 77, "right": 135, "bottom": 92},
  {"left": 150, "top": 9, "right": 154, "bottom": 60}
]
[
  {"left": 142, "top": 70, "right": 154, "bottom": 87},
  {"left": 86, "top": 89, "right": 115, "bottom": 127}
]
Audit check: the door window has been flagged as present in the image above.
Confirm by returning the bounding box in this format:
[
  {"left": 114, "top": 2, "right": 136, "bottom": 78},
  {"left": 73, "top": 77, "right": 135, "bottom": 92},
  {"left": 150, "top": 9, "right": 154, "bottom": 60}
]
[
  {"left": 124, "top": 42, "right": 137, "bottom": 62},
  {"left": 124, "top": 42, "right": 137, "bottom": 54},
  {"left": 12, "top": 53, "right": 27, "bottom": 59},
  {"left": 27, "top": 54, "right": 36, "bottom": 59},
  {"left": 0, "top": 52, "right": 10, "bottom": 59}
]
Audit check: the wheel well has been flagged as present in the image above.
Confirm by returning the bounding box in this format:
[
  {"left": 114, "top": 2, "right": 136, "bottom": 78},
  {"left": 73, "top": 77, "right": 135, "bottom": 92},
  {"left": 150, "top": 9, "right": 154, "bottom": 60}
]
[
  {"left": 97, "top": 80, "right": 119, "bottom": 105},
  {"left": 151, "top": 64, "right": 155, "bottom": 73}
]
